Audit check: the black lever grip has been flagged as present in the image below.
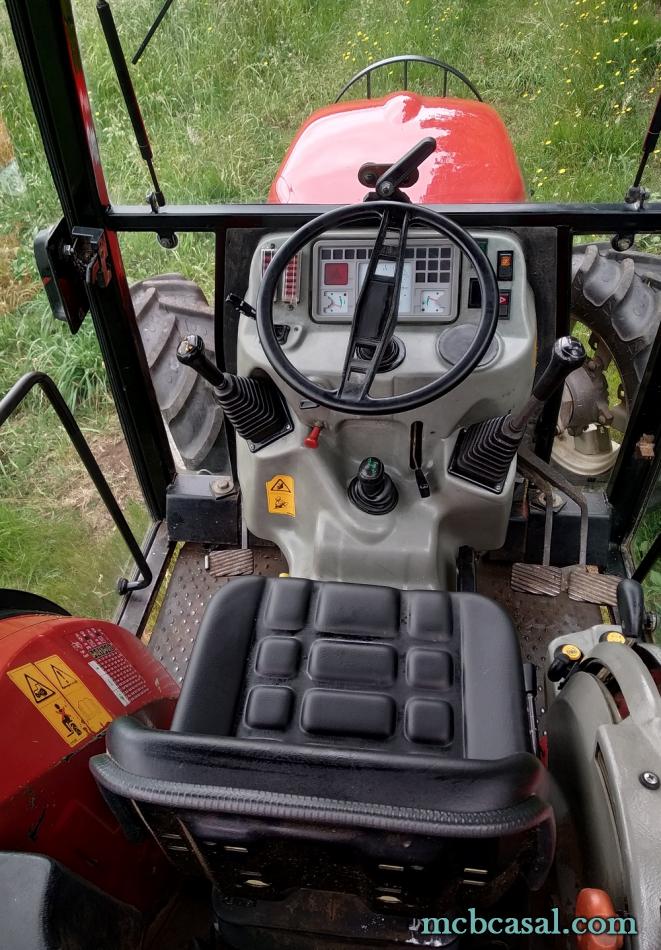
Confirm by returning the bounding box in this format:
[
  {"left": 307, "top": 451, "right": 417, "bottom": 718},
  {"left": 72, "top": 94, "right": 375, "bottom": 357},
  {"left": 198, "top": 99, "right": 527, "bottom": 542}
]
[
  {"left": 376, "top": 137, "right": 437, "bottom": 197},
  {"left": 617, "top": 578, "right": 645, "bottom": 638},
  {"left": 176, "top": 334, "right": 225, "bottom": 387},
  {"left": 532, "top": 336, "right": 586, "bottom": 404}
]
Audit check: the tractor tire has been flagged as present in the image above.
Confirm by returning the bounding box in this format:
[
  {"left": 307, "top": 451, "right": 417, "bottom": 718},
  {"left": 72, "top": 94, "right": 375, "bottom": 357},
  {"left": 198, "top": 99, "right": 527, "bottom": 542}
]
[
  {"left": 552, "top": 244, "right": 661, "bottom": 481},
  {"left": 571, "top": 243, "right": 661, "bottom": 392},
  {"left": 131, "top": 274, "right": 225, "bottom": 472}
]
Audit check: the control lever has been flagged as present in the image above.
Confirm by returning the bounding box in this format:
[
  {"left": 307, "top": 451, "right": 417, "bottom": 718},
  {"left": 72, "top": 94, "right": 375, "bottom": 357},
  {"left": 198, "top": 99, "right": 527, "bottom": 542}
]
[
  {"left": 450, "top": 337, "right": 586, "bottom": 493},
  {"left": 508, "top": 336, "right": 587, "bottom": 435},
  {"left": 176, "top": 334, "right": 225, "bottom": 387},
  {"left": 226, "top": 293, "right": 256, "bottom": 320},
  {"left": 523, "top": 663, "right": 539, "bottom": 756},
  {"left": 348, "top": 457, "right": 398, "bottom": 515},
  {"left": 410, "top": 420, "right": 430, "bottom": 498},
  {"left": 176, "top": 334, "right": 292, "bottom": 451},
  {"left": 360, "top": 137, "right": 437, "bottom": 202}
]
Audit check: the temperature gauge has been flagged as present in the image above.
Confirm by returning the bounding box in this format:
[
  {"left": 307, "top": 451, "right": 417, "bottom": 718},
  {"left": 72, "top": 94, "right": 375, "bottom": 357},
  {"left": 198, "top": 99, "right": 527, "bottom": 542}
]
[
  {"left": 321, "top": 290, "right": 349, "bottom": 315},
  {"left": 420, "top": 291, "right": 447, "bottom": 314}
]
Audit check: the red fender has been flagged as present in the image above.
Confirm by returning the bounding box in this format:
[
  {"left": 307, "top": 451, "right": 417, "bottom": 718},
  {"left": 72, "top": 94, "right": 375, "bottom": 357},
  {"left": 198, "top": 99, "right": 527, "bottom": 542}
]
[{"left": 0, "top": 611, "right": 179, "bottom": 910}]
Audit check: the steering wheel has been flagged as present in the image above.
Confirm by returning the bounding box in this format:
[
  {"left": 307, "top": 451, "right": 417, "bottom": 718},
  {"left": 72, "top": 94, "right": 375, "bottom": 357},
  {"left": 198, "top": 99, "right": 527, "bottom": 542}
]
[{"left": 256, "top": 201, "right": 498, "bottom": 415}]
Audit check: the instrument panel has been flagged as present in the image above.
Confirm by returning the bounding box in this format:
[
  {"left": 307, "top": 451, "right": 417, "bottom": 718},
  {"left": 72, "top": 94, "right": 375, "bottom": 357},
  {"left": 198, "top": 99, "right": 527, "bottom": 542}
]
[{"left": 311, "top": 238, "right": 460, "bottom": 323}]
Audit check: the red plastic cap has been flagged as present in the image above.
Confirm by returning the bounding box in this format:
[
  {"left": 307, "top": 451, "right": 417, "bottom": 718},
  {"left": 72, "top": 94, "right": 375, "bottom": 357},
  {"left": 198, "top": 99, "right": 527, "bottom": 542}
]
[
  {"left": 304, "top": 426, "right": 322, "bottom": 449},
  {"left": 575, "top": 889, "right": 624, "bottom": 949}
]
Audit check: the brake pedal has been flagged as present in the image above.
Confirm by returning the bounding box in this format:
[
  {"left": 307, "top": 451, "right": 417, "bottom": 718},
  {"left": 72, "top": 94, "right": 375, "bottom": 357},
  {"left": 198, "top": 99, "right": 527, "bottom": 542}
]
[
  {"left": 511, "top": 459, "right": 562, "bottom": 596},
  {"left": 567, "top": 567, "right": 620, "bottom": 607}
]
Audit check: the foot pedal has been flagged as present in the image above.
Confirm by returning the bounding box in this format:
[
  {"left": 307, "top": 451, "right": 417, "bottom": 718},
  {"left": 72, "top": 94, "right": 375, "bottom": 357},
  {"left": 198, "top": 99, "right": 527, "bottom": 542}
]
[
  {"left": 205, "top": 549, "right": 254, "bottom": 578},
  {"left": 567, "top": 567, "right": 620, "bottom": 607},
  {"left": 511, "top": 563, "right": 563, "bottom": 597}
]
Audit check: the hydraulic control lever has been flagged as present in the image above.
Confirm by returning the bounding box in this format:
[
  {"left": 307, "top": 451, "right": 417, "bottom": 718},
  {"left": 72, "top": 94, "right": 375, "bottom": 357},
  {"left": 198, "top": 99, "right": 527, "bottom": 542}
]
[
  {"left": 348, "top": 457, "right": 398, "bottom": 515},
  {"left": 450, "top": 336, "right": 586, "bottom": 493},
  {"left": 176, "top": 334, "right": 292, "bottom": 451},
  {"left": 507, "top": 336, "right": 586, "bottom": 436}
]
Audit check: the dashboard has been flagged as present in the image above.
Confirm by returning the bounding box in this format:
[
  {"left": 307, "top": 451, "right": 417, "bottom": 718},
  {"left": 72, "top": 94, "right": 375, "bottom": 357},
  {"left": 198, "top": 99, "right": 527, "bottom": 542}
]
[
  {"left": 312, "top": 238, "right": 459, "bottom": 321},
  {"left": 253, "top": 229, "right": 518, "bottom": 332},
  {"left": 241, "top": 228, "right": 534, "bottom": 406},
  {"left": 236, "top": 226, "right": 538, "bottom": 594}
]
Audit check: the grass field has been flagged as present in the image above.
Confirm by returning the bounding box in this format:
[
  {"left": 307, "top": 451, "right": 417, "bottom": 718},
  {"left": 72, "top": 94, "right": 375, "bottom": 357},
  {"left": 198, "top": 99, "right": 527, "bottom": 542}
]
[{"left": 0, "top": 0, "right": 660, "bottom": 616}]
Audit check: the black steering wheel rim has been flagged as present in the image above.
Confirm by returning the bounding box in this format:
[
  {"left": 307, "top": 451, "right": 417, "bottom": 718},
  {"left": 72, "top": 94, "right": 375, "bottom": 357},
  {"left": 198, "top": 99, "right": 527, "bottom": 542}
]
[{"left": 256, "top": 201, "right": 499, "bottom": 415}]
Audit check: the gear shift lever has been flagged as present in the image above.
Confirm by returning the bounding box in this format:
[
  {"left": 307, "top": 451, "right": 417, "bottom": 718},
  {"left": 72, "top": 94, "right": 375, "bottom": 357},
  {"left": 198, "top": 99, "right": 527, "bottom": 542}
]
[
  {"left": 176, "top": 334, "right": 292, "bottom": 450},
  {"left": 450, "top": 336, "right": 586, "bottom": 493}
]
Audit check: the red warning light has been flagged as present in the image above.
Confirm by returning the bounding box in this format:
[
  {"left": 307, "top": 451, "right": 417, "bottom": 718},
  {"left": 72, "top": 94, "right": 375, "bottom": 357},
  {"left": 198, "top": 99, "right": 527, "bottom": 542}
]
[{"left": 324, "top": 262, "right": 349, "bottom": 286}]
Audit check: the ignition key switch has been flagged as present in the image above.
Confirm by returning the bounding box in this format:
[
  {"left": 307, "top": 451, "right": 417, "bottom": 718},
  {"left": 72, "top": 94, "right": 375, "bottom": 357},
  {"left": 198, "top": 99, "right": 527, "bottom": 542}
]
[{"left": 348, "top": 457, "right": 398, "bottom": 515}]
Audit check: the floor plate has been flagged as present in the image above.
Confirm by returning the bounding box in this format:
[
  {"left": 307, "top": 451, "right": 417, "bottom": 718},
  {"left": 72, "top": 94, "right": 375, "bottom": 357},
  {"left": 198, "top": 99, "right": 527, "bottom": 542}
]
[{"left": 148, "top": 543, "right": 287, "bottom": 685}]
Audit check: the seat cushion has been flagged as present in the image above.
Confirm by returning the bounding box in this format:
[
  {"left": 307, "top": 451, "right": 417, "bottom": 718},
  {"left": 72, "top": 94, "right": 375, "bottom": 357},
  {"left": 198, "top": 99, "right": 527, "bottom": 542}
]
[{"left": 172, "top": 577, "right": 529, "bottom": 760}]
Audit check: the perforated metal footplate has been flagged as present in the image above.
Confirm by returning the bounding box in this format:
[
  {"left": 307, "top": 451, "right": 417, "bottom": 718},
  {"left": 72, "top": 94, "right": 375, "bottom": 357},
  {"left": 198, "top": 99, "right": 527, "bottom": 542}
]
[
  {"left": 148, "top": 543, "right": 287, "bottom": 685},
  {"left": 478, "top": 561, "right": 603, "bottom": 677}
]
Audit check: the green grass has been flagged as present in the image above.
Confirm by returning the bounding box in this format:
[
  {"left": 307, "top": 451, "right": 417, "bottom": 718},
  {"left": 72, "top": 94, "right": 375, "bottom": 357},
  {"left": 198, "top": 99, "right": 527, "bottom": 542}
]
[
  {"left": 0, "top": 0, "right": 660, "bottom": 616},
  {"left": 0, "top": 496, "right": 148, "bottom": 617}
]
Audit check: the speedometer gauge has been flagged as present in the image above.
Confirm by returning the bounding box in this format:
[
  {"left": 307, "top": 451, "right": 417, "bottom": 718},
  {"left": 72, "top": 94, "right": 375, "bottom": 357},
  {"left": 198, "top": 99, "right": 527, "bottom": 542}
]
[
  {"left": 358, "top": 261, "right": 413, "bottom": 312},
  {"left": 321, "top": 291, "right": 349, "bottom": 315}
]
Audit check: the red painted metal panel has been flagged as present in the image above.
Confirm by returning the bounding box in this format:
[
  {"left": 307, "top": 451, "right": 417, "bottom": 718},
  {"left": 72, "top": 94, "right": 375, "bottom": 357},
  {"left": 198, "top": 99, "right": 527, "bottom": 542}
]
[
  {"left": 269, "top": 92, "right": 526, "bottom": 205},
  {"left": 0, "top": 613, "right": 179, "bottom": 909}
]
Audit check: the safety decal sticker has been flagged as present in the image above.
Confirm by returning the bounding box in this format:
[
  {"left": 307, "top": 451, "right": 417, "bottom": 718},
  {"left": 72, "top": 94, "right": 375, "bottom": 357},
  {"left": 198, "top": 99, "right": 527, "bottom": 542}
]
[
  {"left": 266, "top": 474, "right": 296, "bottom": 517},
  {"left": 7, "top": 654, "right": 112, "bottom": 747},
  {"left": 69, "top": 628, "right": 149, "bottom": 706}
]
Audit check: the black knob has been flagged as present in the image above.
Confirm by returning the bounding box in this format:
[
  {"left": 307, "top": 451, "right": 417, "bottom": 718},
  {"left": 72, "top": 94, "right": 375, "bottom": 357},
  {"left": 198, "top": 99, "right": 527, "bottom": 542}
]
[
  {"left": 176, "top": 334, "right": 225, "bottom": 387},
  {"left": 532, "top": 336, "right": 587, "bottom": 404},
  {"left": 349, "top": 457, "right": 398, "bottom": 515},
  {"left": 548, "top": 643, "right": 583, "bottom": 683},
  {"left": 547, "top": 654, "right": 573, "bottom": 683},
  {"left": 358, "top": 457, "right": 386, "bottom": 497}
]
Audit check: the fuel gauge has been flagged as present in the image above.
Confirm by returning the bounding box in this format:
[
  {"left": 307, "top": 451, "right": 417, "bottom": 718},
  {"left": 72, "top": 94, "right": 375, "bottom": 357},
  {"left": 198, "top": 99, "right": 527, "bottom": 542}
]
[{"left": 420, "top": 290, "right": 447, "bottom": 314}]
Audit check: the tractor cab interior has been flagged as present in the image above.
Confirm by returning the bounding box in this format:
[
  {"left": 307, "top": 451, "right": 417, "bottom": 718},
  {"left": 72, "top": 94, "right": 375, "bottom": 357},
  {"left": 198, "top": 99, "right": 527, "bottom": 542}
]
[{"left": 2, "top": 4, "right": 661, "bottom": 948}]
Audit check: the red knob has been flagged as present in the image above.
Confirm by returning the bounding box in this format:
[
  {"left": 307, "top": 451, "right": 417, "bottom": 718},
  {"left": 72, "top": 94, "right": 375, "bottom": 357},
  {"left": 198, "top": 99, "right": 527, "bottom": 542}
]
[
  {"left": 575, "top": 889, "right": 624, "bottom": 949},
  {"left": 304, "top": 425, "right": 322, "bottom": 449}
]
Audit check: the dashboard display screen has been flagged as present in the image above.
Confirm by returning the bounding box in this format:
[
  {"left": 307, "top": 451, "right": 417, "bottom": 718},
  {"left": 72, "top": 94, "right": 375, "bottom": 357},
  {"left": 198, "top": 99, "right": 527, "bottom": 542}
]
[{"left": 314, "top": 240, "right": 458, "bottom": 322}]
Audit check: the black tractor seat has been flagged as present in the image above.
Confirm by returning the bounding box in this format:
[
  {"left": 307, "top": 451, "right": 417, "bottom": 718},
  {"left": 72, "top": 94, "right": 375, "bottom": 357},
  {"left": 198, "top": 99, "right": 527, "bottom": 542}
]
[{"left": 92, "top": 577, "right": 554, "bottom": 942}]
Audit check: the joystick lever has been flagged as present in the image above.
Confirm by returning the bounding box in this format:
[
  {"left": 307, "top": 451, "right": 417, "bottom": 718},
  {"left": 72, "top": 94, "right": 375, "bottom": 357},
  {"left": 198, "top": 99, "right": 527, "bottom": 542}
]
[
  {"left": 348, "top": 457, "right": 398, "bottom": 515},
  {"left": 450, "top": 337, "right": 586, "bottom": 493},
  {"left": 507, "top": 336, "right": 587, "bottom": 435}
]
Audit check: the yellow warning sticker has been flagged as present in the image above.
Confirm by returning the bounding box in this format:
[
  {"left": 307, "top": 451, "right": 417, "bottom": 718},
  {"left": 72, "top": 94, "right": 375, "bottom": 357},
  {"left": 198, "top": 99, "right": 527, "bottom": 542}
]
[
  {"left": 7, "top": 654, "right": 111, "bottom": 747},
  {"left": 35, "top": 655, "right": 111, "bottom": 733},
  {"left": 266, "top": 474, "right": 296, "bottom": 517}
]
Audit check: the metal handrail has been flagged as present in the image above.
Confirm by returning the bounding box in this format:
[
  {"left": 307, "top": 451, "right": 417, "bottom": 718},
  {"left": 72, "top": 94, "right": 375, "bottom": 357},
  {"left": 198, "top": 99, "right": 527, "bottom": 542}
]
[
  {"left": 335, "top": 55, "right": 482, "bottom": 103},
  {"left": 0, "top": 372, "right": 152, "bottom": 593}
]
